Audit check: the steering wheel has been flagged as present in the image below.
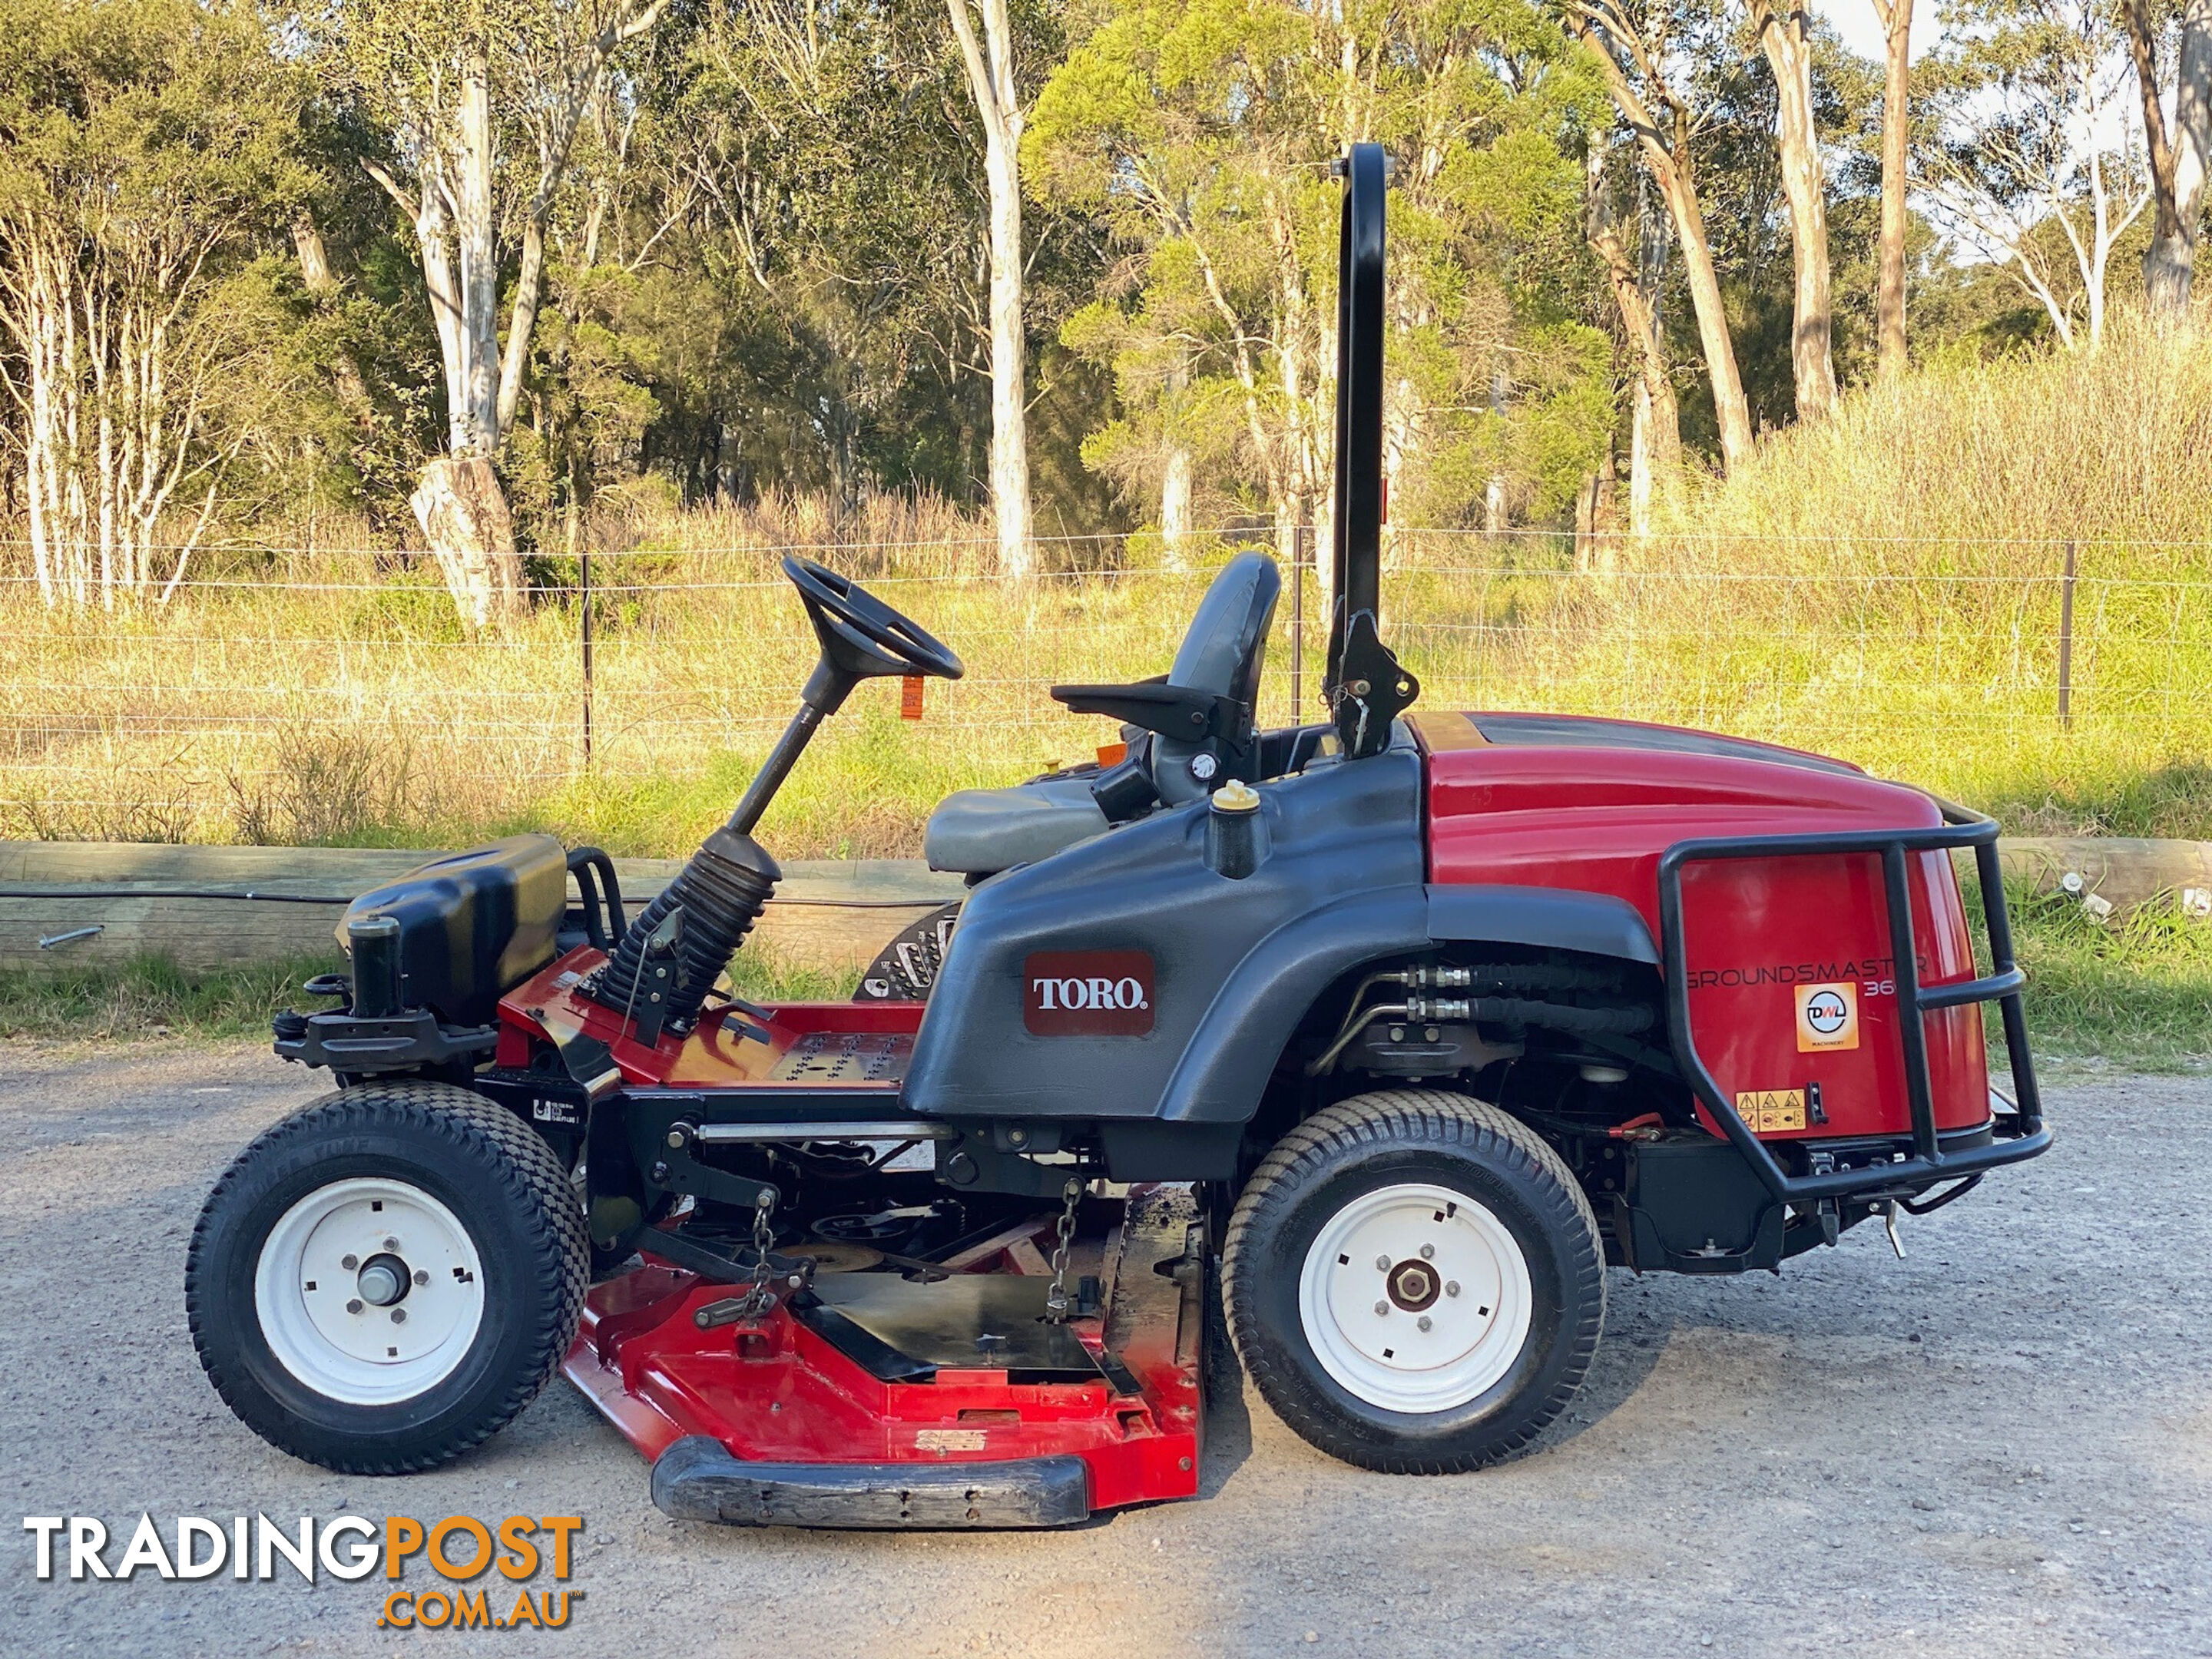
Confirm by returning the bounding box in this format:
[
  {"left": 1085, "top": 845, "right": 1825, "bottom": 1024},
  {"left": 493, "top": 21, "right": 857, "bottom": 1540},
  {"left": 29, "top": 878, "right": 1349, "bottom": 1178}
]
[{"left": 783, "top": 555, "right": 965, "bottom": 684}]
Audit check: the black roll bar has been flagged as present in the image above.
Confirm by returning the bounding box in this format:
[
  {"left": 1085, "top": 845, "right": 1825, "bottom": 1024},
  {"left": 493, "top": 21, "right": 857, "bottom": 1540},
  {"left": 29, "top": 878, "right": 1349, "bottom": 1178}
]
[
  {"left": 1656, "top": 800, "right": 2051, "bottom": 1204},
  {"left": 1325, "top": 142, "right": 1387, "bottom": 696}
]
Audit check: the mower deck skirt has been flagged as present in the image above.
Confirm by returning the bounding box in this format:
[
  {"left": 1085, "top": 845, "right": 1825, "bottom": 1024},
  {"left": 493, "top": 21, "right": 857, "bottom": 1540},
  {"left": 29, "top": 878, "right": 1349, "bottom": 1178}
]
[{"left": 651, "top": 1435, "right": 1091, "bottom": 1528}]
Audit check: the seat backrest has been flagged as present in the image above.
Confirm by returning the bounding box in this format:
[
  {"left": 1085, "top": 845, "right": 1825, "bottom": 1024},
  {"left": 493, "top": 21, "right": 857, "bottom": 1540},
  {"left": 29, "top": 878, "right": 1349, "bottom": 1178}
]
[{"left": 1155, "top": 551, "right": 1280, "bottom": 803}]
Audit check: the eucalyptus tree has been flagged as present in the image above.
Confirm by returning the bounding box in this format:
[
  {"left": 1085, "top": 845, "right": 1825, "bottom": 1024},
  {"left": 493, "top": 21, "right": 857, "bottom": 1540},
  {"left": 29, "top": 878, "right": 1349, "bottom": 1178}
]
[
  {"left": 1029, "top": 0, "right": 1610, "bottom": 575},
  {"left": 1747, "top": 0, "right": 1836, "bottom": 418},
  {"left": 1869, "top": 0, "right": 1913, "bottom": 376},
  {"left": 1565, "top": 2, "right": 1756, "bottom": 472},
  {"left": 946, "top": 0, "right": 1034, "bottom": 577},
  {"left": 318, "top": 0, "right": 673, "bottom": 628},
  {"left": 1918, "top": 0, "right": 2151, "bottom": 350},
  {"left": 2120, "top": 0, "right": 2212, "bottom": 314},
  {"left": 0, "top": 0, "right": 315, "bottom": 606}
]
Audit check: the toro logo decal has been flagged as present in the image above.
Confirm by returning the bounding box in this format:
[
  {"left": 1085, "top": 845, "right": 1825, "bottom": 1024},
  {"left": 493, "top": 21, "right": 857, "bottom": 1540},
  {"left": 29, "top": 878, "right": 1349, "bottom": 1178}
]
[
  {"left": 1023, "top": 951, "right": 1154, "bottom": 1036},
  {"left": 1796, "top": 981, "right": 1859, "bottom": 1052}
]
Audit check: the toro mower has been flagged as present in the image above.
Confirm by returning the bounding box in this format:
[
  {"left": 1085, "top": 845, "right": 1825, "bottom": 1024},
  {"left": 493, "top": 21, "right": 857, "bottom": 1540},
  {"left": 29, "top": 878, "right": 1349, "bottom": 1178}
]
[{"left": 187, "top": 147, "right": 2050, "bottom": 1528}]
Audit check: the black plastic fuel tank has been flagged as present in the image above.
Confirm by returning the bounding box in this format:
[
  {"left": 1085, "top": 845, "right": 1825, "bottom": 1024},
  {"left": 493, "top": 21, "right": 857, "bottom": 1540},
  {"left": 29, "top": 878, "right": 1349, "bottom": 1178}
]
[{"left": 339, "top": 835, "right": 568, "bottom": 1026}]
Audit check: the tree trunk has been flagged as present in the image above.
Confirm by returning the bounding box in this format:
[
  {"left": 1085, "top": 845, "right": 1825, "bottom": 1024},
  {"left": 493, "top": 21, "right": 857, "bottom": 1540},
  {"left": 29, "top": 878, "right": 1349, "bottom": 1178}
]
[
  {"left": 1160, "top": 444, "right": 1194, "bottom": 571},
  {"left": 1587, "top": 144, "right": 1684, "bottom": 482},
  {"left": 2128, "top": 0, "right": 2212, "bottom": 313},
  {"left": 411, "top": 456, "right": 525, "bottom": 634},
  {"left": 948, "top": 0, "right": 1034, "bottom": 581},
  {"left": 454, "top": 50, "right": 501, "bottom": 455},
  {"left": 2184, "top": 6, "right": 2212, "bottom": 303},
  {"left": 1756, "top": 3, "right": 1837, "bottom": 419},
  {"left": 1575, "top": 21, "right": 1754, "bottom": 472},
  {"left": 1591, "top": 442, "right": 1620, "bottom": 576},
  {"left": 1629, "top": 381, "right": 1655, "bottom": 538},
  {"left": 1660, "top": 168, "right": 1754, "bottom": 471},
  {"left": 292, "top": 210, "right": 371, "bottom": 412},
  {"left": 1873, "top": 0, "right": 1912, "bottom": 377}
]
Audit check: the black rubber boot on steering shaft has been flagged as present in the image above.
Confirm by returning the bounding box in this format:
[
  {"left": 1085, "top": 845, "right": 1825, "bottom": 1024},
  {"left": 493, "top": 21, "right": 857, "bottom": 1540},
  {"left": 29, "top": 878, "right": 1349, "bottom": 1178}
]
[{"left": 590, "top": 827, "right": 779, "bottom": 1033}]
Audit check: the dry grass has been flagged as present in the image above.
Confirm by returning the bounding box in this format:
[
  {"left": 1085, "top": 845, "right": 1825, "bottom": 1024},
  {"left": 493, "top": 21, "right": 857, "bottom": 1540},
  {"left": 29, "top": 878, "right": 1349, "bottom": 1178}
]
[{"left": 3, "top": 319, "right": 2211, "bottom": 858}]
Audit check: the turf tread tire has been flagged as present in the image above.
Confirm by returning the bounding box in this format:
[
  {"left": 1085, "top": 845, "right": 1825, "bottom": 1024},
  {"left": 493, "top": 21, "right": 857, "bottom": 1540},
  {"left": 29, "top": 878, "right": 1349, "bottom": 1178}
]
[
  {"left": 187, "top": 1078, "right": 588, "bottom": 1475},
  {"left": 1223, "top": 1088, "right": 1604, "bottom": 1475}
]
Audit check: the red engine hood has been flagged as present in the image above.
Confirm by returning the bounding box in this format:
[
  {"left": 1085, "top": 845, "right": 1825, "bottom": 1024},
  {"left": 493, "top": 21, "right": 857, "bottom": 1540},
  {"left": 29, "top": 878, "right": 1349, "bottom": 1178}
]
[
  {"left": 1412, "top": 710, "right": 1986, "bottom": 1144},
  {"left": 1412, "top": 710, "right": 1939, "bottom": 907}
]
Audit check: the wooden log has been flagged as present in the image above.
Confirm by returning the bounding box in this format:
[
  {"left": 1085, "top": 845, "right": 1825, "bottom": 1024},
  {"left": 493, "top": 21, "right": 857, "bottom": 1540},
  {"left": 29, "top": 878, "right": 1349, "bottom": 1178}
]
[
  {"left": 19, "top": 830, "right": 2203, "bottom": 981},
  {"left": 1972, "top": 837, "right": 2212, "bottom": 919},
  {"left": 0, "top": 842, "right": 964, "bottom": 974}
]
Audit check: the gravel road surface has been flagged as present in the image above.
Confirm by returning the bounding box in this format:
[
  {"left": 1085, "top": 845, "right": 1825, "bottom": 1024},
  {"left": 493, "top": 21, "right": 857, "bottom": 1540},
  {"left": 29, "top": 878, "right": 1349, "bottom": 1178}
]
[{"left": 0, "top": 1041, "right": 2204, "bottom": 1657}]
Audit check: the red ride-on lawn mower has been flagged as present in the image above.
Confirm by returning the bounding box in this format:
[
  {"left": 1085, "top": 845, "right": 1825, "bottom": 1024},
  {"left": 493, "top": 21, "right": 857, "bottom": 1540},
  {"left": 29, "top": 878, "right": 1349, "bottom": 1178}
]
[{"left": 188, "top": 147, "right": 2050, "bottom": 1528}]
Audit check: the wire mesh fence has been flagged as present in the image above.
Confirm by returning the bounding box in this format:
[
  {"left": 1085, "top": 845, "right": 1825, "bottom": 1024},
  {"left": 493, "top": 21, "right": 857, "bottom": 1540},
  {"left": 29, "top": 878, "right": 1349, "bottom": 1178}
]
[{"left": 2, "top": 526, "right": 2206, "bottom": 855}]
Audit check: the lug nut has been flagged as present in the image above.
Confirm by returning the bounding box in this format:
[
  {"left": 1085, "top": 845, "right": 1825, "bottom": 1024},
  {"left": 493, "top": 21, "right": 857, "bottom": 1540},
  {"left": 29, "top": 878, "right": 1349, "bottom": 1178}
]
[
  {"left": 1419, "top": 1243, "right": 1435, "bottom": 1260},
  {"left": 413, "top": 1269, "right": 429, "bottom": 1286},
  {"left": 1417, "top": 1316, "right": 1432, "bottom": 1333},
  {"left": 1373, "top": 1301, "right": 1389, "bottom": 1317},
  {"left": 1374, "top": 1254, "right": 1390, "bottom": 1271},
  {"left": 382, "top": 1237, "right": 400, "bottom": 1252},
  {"left": 1445, "top": 1281, "right": 1461, "bottom": 1297},
  {"left": 391, "top": 1308, "right": 407, "bottom": 1324},
  {"left": 341, "top": 1254, "right": 359, "bottom": 1270},
  {"left": 346, "top": 1298, "right": 363, "bottom": 1314}
]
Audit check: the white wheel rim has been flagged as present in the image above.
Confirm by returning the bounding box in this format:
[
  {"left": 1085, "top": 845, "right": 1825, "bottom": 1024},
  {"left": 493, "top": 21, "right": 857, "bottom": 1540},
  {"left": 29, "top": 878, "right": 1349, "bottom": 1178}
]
[
  {"left": 253, "top": 1177, "right": 486, "bottom": 1406},
  {"left": 1297, "top": 1181, "right": 1535, "bottom": 1414}
]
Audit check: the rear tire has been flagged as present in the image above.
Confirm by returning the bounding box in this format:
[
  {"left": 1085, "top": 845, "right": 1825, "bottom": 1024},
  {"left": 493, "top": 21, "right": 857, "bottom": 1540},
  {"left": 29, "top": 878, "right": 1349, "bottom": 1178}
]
[
  {"left": 1223, "top": 1089, "right": 1604, "bottom": 1473},
  {"left": 187, "top": 1079, "right": 587, "bottom": 1475}
]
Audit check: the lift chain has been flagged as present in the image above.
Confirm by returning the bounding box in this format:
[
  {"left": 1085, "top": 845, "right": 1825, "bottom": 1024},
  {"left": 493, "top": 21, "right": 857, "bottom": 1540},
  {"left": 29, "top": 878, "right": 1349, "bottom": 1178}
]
[
  {"left": 1043, "top": 1177, "right": 1083, "bottom": 1323},
  {"left": 728, "top": 1188, "right": 780, "bottom": 1325}
]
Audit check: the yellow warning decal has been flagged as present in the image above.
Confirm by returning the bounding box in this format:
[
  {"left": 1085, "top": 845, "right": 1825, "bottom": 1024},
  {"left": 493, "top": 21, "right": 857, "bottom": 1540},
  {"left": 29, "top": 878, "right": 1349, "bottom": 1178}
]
[{"left": 1734, "top": 1088, "right": 1808, "bottom": 1133}]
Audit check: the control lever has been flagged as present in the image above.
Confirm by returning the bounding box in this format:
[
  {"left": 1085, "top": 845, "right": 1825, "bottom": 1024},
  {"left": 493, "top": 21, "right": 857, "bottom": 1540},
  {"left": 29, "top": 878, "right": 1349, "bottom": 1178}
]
[{"left": 624, "top": 905, "right": 685, "bottom": 1046}]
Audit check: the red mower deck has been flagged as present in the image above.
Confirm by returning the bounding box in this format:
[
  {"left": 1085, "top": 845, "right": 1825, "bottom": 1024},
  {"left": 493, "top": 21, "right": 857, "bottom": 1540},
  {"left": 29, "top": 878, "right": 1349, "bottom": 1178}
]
[{"left": 562, "top": 1184, "right": 1205, "bottom": 1527}]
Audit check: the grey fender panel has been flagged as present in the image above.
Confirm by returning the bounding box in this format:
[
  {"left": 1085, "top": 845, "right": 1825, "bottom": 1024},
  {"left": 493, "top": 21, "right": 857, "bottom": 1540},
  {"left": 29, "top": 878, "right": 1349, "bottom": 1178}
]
[
  {"left": 1155, "top": 882, "right": 1661, "bottom": 1127},
  {"left": 902, "top": 740, "right": 1425, "bottom": 1121},
  {"left": 1426, "top": 883, "right": 1660, "bottom": 965},
  {"left": 1154, "top": 886, "right": 1430, "bottom": 1122}
]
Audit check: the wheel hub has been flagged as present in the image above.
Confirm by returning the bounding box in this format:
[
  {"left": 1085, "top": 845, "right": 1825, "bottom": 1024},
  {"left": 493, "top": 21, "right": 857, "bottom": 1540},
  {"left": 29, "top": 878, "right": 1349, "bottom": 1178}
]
[
  {"left": 1386, "top": 1258, "right": 1440, "bottom": 1312},
  {"left": 356, "top": 1252, "right": 412, "bottom": 1307}
]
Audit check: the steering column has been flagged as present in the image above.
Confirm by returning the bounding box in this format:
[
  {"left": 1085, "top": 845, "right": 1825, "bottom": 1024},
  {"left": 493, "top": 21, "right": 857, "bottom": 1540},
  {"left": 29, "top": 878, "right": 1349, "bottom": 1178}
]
[{"left": 588, "top": 558, "right": 964, "bottom": 1040}]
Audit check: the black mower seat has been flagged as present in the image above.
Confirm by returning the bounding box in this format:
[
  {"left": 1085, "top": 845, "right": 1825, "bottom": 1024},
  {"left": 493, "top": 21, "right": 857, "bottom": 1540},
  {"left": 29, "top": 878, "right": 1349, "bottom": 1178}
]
[
  {"left": 923, "top": 774, "right": 1108, "bottom": 875},
  {"left": 922, "top": 551, "right": 1280, "bottom": 876}
]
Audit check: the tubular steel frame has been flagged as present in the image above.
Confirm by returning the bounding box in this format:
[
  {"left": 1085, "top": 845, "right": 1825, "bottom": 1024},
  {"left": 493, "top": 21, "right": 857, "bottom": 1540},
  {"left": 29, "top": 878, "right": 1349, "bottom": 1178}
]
[{"left": 1657, "top": 800, "right": 2051, "bottom": 1204}]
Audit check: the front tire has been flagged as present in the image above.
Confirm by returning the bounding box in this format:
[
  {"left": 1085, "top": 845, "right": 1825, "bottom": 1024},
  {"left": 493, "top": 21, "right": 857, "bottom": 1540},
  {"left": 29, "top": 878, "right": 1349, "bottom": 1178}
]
[
  {"left": 1223, "top": 1089, "right": 1604, "bottom": 1473},
  {"left": 187, "top": 1079, "right": 588, "bottom": 1475}
]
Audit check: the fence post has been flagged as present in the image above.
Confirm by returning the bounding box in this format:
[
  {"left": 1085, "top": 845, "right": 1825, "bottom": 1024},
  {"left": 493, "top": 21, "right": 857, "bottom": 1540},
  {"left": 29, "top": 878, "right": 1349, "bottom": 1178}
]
[
  {"left": 2056, "top": 540, "right": 2075, "bottom": 732},
  {"left": 580, "top": 541, "right": 595, "bottom": 768}
]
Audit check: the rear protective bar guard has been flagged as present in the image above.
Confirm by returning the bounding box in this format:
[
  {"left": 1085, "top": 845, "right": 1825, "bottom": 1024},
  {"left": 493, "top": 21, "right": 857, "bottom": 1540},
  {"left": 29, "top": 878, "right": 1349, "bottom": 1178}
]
[{"left": 1657, "top": 801, "right": 2050, "bottom": 1204}]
